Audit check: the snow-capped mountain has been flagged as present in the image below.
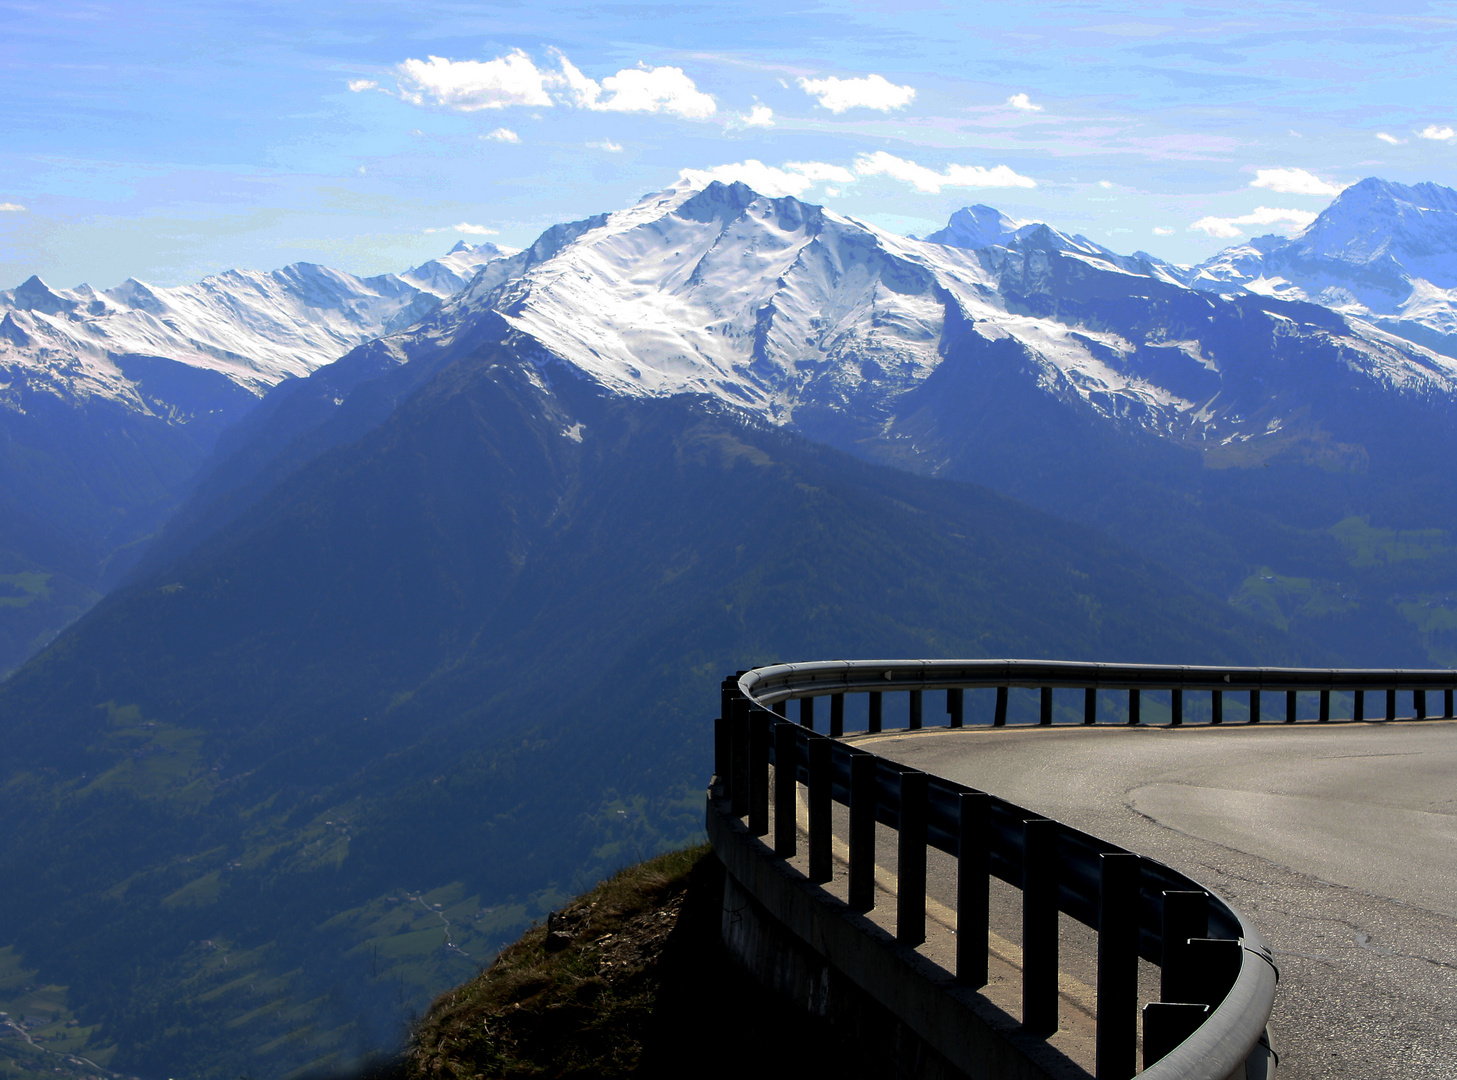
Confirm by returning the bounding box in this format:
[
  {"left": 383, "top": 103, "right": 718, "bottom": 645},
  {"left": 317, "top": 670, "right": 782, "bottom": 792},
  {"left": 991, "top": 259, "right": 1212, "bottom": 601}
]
[
  {"left": 339, "top": 180, "right": 1457, "bottom": 468},
  {"left": 0, "top": 241, "right": 513, "bottom": 419},
  {"left": 0, "top": 240, "right": 514, "bottom": 678},
  {"left": 1185, "top": 178, "right": 1457, "bottom": 355}
]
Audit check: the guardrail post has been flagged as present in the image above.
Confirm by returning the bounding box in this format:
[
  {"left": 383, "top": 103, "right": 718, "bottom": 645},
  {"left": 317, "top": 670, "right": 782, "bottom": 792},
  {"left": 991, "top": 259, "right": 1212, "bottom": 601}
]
[
  {"left": 1319, "top": 689, "right": 1330, "bottom": 723},
  {"left": 1447, "top": 688, "right": 1454, "bottom": 718},
  {"left": 1181, "top": 938, "right": 1244, "bottom": 1007},
  {"left": 1040, "top": 686, "right": 1053, "bottom": 725},
  {"left": 1211, "top": 688, "right": 1223, "bottom": 725},
  {"left": 957, "top": 791, "right": 990, "bottom": 988},
  {"left": 1160, "top": 890, "right": 1209, "bottom": 1004},
  {"left": 808, "top": 737, "right": 832, "bottom": 883},
  {"left": 1415, "top": 689, "right": 1426, "bottom": 720},
  {"left": 898, "top": 771, "right": 928, "bottom": 945},
  {"left": 1142, "top": 1004, "right": 1209, "bottom": 1069},
  {"left": 1284, "top": 690, "right": 1296, "bottom": 724},
  {"left": 749, "top": 711, "right": 771, "bottom": 836},
  {"left": 994, "top": 686, "right": 1008, "bottom": 727},
  {"left": 948, "top": 688, "right": 964, "bottom": 728},
  {"left": 716, "top": 678, "right": 735, "bottom": 779},
  {"left": 830, "top": 693, "right": 845, "bottom": 737},
  {"left": 1084, "top": 687, "right": 1096, "bottom": 725},
  {"left": 1170, "top": 688, "right": 1183, "bottom": 727},
  {"left": 1096, "top": 853, "right": 1141, "bottom": 1080},
  {"left": 730, "top": 697, "right": 750, "bottom": 816},
  {"left": 800, "top": 695, "right": 815, "bottom": 730},
  {"left": 909, "top": 689, "right": 923, "bottom": 730},
  {"left": 869, "top": 691, "right": 883, "bottom": 734},
  {"left": 1386, "top": 688, "right": 1397, "bottom": 721},
  {"left": 1128, "top": 688, "right": 1140, "bottom": 726},
  {"left": 1023, "top": 818, "right": 1060, "bottom": 1035},
  {"left": 1354, "top": 689, "right": 1364, "bottom": 722},
  {"left": 774, "top": 721, "right": 798, "bottom": 857},
  {"left": 848, "top": 754, "right": 876, "bottom": 912},
  {"left": 1249, "top": 689, "right": 1260, "bottom": 724}
]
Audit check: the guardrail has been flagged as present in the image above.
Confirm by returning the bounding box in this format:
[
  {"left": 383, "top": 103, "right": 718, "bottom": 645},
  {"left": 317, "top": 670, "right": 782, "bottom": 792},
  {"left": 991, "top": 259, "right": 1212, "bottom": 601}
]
[{"left": 710, "top": 660, "right": 1457, "bottom": 1080}]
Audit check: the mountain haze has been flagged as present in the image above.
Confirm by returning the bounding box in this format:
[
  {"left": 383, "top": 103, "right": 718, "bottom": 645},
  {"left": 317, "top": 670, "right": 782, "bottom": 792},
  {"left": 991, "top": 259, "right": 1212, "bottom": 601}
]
[
  {"left": 6, "top": 177, "right": 1457, "bottom": 1078},
  {"left": 0, "top": 243, "right": 511, "bottom": 676},
  {"left": 0, "top": 340, "right": 1304, "bottom": 1078}
]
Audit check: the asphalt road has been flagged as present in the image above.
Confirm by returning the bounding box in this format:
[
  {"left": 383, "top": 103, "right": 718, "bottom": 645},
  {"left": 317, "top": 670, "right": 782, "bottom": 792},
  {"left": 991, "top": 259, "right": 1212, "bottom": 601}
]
[{"left": 850, "top": 718, "right": 1457, "bottom": 1080}]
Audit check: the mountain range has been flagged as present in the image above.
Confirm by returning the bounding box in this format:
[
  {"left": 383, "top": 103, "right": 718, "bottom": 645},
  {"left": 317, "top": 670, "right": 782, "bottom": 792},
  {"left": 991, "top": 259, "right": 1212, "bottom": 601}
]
[
  {"left": 3, "top": 176, "right": 1457, "bottom": 1078},
  {"left": 0, "top": 242, "right": 511, "bottom": 676}
]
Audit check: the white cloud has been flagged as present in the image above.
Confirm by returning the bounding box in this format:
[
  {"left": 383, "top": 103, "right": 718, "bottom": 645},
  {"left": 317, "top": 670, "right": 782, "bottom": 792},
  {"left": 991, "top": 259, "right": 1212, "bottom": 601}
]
[
  {"left": 348, "top": 79, "right": 379, "bottom": 93},
  {"left": 424, "top": 222, "right": 500, "bottom": 235},
  {"left": 1376, "top": 132, "right": 1405, "bottom": 145},
  {"left": 1098, "top": 180, "right": 1114, "bottom": 189},
  {"left": 853, "top": 151, "right": 1035, "bottom": 193},
  {"left": 1006, "top": 92, "right": 1043, "bottom": 112},
  {"left": 587, "top": 139, "right": 624, "bottom": 153},
  {"left": 798, "top": 73, "right": 915, "bottom": 113},
  {"left": 743, "top": 103, "right": 774, "bottom": 127},
  {"left": 784, "top": 160, "right": 856, "bottom": 183},
  {"left": 677, "top": 159, "right": 853, "bottom": 198},
  {"left": 0, "top": 202, "right": 25, "bottom": 213},
  {"left": 824, "top": 187, "right": 840, "bottom": 197},
  {"left": 396, "top": 50, "right": 553, "bottom": 111},
  {"left": 389, "top": 48, "right": 716, "bottom": 119},
  {"left": 554, "top": 52, "right": 715, "bottom": 118},
  {"left": 1249, "top": 167, "right": 1341, "bottom": 196},
  {"left": 1152, "top": 226, "right": 1174, "bottom": 236},
  {"left": 482, "top": 127, "right": 520, "bottom": 143},
  {"left": 1189, "top": 206, "right": 1317, "bottom": 238},
  {"left": 1420, "top": 124, "right": 1456, "bottom": 141}
]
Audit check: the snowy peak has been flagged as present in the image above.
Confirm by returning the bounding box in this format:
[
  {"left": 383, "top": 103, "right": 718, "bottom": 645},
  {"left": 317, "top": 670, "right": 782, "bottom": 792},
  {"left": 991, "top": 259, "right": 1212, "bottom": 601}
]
[
  {"left": 0, "top": 243, "right": 516, "bottom": 420},
  {"left": 444, "top": 180, "right": 989, "bottom": 420},
  {"left": 926, "top": 206, "right": 1185, "bottom": 286},
  {"left": 400, "top": 242, "right": 516, "bottom": 298},
  {"left": 1287, "top": 177, "right": 1457, "bottom": 286},
  {"left": 372, "top": 181, "right": 1457, "bottom": 472},
  {"left": 925, "top": 204, "right": 1026, "bottom": 249},
  {"left": 1186, "top": 177, "right": 1457, "bottom": 348},
  {"left": 9, "top": 275, "right": 78, "bottom": 315}
]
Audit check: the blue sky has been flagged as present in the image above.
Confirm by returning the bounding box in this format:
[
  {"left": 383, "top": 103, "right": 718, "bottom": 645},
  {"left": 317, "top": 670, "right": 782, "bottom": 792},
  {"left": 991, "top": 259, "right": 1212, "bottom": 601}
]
[{"left": 3, "top": 0, "right": 1457, "bottom": 288}]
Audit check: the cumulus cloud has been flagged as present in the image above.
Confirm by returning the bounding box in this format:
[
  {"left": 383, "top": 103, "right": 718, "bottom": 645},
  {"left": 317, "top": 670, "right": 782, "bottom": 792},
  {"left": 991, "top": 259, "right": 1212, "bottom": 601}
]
[
  {"left": 1420, "top": 124, "right": 1456, "bottom": 141},
  {"left": 1098, "top": 180, "right": 1114, "bottom": 189},
  {"left": 853, "top": 151, "right": 1035, "bottom": 193},
  {"left": 1376, "top": 132, "right": 1405, "bottom": 145},
  {"left": 1249, "top": 167, "right": 1341, "bottom": 196},
  {"left": 396, "top": 50, "right": 553, "bottom": 111},
  {"left": 587, "top": 139, "right": 624, "bottom": 152},
  {"left": 424, "top": 222, "right": 500, "bottom": 235},
  {"left": 1006, "top": 93, "right": 1043, "bottom": 112},
  {"left": 348, "top": 79, "right": 379, "bottom": 93},
  {"left": 389, "top": 49, "right": 715, "bottom": 119},
  {"left": 798, "top": 73, "right": 915, "bottom": 113},
  {"left": 1152, "top": 226, "right": 1174, "bottom": 235},
  {"left": 1189, "top": 206, "right": 1317, "bottom": 238},
  {"left": 743, "top": 103, "right": 774, "bottom": 127},
  {"left": 677, "top": 159, "right": 854, "bottom": 198},
  {"left": 482, "top": 127, "right": 520, "bottom": 143},
  {"left": 0, "top": 203, "right": 25, "bottom": 213},
  {"left": 553, "top": 51, "right": 715, "bottom": 118}
]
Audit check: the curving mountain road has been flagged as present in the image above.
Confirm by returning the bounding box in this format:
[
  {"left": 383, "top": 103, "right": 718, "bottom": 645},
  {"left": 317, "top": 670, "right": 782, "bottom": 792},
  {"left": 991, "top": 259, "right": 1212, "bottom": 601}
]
[{"left": 856, "top": 719, "right": 1457, "bottom": 1080}]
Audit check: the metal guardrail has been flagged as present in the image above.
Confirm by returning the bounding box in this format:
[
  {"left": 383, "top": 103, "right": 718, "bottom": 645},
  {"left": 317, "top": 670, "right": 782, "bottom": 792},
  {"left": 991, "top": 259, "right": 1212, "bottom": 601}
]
[{"left": 713, "top": 659, "right": 1456, "bottom": 1079}]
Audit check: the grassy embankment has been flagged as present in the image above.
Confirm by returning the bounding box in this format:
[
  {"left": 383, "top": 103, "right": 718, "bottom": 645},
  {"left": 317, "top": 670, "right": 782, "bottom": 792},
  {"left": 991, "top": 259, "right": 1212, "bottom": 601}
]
[{"left": 393, "top": 844, "right": 858, "bottom": 1080}]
